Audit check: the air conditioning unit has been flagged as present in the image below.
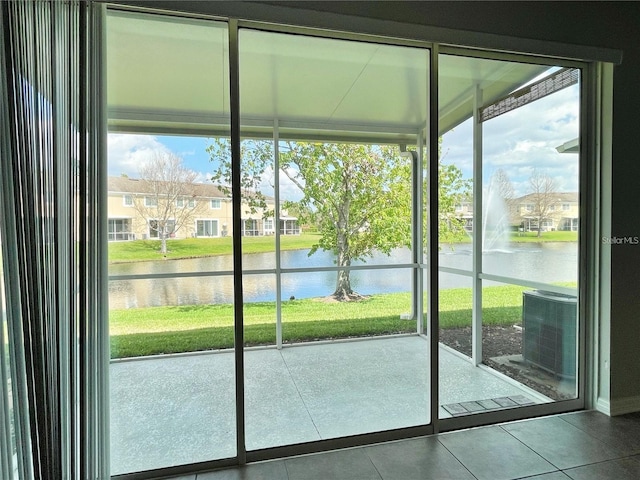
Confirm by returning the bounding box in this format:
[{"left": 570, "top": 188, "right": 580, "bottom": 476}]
[{"left": 522, "top": 290, "right": 577, "bottom": 378}]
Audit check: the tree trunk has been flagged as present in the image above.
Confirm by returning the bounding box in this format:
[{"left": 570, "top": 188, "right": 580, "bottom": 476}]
[
  {"left": 160, "top": 226, "right": 168, "bottom": 254},
  {"left": 331, "top": 228, "right": 365, "bottom": 301}
]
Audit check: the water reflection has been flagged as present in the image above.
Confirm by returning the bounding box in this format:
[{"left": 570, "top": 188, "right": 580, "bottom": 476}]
[{"left": 108, "top": 243, "right": 577, "bottom": 309}]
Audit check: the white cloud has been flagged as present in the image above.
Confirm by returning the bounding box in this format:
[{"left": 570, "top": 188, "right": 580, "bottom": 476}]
[
  {"left": 442, "top": 83, "right": 580, "bottom": 197},
  {"left": 258, "top": 165, "right": 304, "bottom": 202},
  {"left": 107, "top": 134, "right": 171, "bottom": 177}
]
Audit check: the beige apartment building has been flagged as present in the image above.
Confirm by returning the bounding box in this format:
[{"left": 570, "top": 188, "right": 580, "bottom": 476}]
[
  {"left": 515, "top": 192, "right": 579, "bottom": 232},
  {"left": 107, "top": 176, "right": 300, "bottom": 241},
  {"left": 454, "top": 192, "right": 579, "bottom": 233}
]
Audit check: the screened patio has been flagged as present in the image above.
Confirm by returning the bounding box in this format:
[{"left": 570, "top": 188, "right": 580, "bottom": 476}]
[
  {"left": 110, "top": 336, "right": 552, "bottom": 475},
  {"left": 107, "top": 9, "right": 581, "bottom": 478}
]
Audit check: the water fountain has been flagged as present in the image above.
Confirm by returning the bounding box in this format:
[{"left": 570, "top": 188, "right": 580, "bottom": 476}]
[{"left": 481, "top": 175, "right": 511, "bottom": 253}]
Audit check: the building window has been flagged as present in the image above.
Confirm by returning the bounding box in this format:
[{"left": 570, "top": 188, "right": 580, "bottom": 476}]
[
  {"left": 280, "top": 219, "right": 300, "bottom": 235},
  {"left": 145, "top": 196, "right": 157, "bottom": 207},
  {"left": 549, "top": 204, "right": 555, "bottom": 211},
  {"left": 526, "top": 204, "right": 534, "bottom": 212},
  {"left": 263, "top": 218, "right": 274, "bottom": 231},
  {"left": 123, "top": 195, "right": 133, "bottom": 206},
  {"left": 108, "top": 218, "right": 134, "bottom": 241},
  {"left": 196, "top": 219, "right": 219, "bottom": 237},
  {"left": 242, "top": 219, "right": 259, "bottom": 236},
  {"left": 149, "top": 219, "right": 175, "bottom": 239},
  {"left": 210, "top": 199, "right": 221, "bottom": 209},
  {"left": 562, "top": 203, "right": 570, "bottom": 211},
  {"left": 177, "top": 197, "right": 196, "bottom": 208}
]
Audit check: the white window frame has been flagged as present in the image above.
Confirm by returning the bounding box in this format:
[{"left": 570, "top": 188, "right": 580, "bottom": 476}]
[
  {"left": 177, "top": 197, "right": 196, "bottom": 208},
  {"left": 123, "top": 194, "right": 133, "bottom": 206},
  {"left": 144, "top": 196, "right": 157, "bottom": 207},
  {"left": 195, "top": 219, "right": 219, "bottom": 237},
  {"left": 210, "top": 199, "right": 221, "bottom": 209},
  {"left": 148, "top": 219, "right": 176, "bottom": 239}
]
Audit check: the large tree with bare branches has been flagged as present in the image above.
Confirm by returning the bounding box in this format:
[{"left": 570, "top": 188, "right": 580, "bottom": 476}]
[
  {"left": 528, "top": 169, "right": 558, "bottom": 237},
  {"left": 132, "top": 152, "right": 204, "bottom": 254}
]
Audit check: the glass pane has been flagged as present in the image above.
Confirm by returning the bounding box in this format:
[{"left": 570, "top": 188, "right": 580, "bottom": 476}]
[
  {"left": 482, "top": 281, "right": 578, "bottom": 402},
  {"left": 109, "top": 275, "right": 237, "bottom": 472},
  {"left": 107, "top": 11, "right": 234, "bottom": 474},
  {"left": 439, "top": 272, "right": 473, "bottom": 358},
  {"left": 439, "top": 117, "right": 473, "bottom": 272},
  {"left": 239, "top": 28, "right": 429, "bottom": 449},
  {"left": 439, "top": 53, "right": 581, "bottom": 418},
  {"left": 482, "top": 66, "right": 580, "bottom": 284}
]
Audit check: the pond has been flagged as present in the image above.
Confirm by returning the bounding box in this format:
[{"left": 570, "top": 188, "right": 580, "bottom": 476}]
[{"left": 108, "top": 242, "right": 578, "bottom": 309}]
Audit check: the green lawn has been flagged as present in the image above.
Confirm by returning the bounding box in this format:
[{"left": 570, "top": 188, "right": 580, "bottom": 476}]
[
  {"left": 508, "top": 230, "right": 578, "bottom": 242},
  {"left": 108, "top": 231, "right": 577, "bottom": 263},
  {"left": 108, "top": 233, "right": 321, "bottom": 263},
  {"left": 110, "top": 284, "right": 565, "bottom": 358}
]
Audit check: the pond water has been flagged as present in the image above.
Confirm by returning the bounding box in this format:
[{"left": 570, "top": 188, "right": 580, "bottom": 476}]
[{"left": 108, "top": 242, "right": 578, "bottom": 309}]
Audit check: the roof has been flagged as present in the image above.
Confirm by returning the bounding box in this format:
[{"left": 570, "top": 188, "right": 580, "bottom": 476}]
[
  {"left": 106, "top": 10, "right": 550, "bottom": 143},
  {"left": 556, "top": 138, "right": 580, "bottom": 154},
  {"left": 108, "top": 176, "right": 228, "bottom": 198},
  {"left": 108, "top": 176, "right": 277, "bottom": 203},
  {"left": 515, "top": 192, "right": 579, "bottom": 203}
]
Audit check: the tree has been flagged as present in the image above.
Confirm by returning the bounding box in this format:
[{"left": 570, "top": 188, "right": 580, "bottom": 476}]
[
  {"left": 527, "top": 169, "right": 558, "bottom": 237},
  {"left": 492, "top": 168, "right": 515, "bottom": 204},
  {"left": 208, "top": 139, "right": 470, "bottom": 301},
  {"left": 489, "top": 168, "right": 516, "bottom": 226},
  {"left": 132, "top": 152, "right": 204, "bottom": 254},
  {"left": 439, "top": 161, "right": 472, "bottom": 245}
]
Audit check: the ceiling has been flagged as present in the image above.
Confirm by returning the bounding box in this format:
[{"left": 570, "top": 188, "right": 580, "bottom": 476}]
[{"left": 107, "top": 10, "right": 550, "bottom": 144}]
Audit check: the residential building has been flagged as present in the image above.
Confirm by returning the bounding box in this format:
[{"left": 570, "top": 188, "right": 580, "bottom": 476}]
[
  {"left": 107, "top": 176, "right": 300, "bottom": 241},
  {"left": 515, "top": 192, "right": 579, "bottom": 232}
]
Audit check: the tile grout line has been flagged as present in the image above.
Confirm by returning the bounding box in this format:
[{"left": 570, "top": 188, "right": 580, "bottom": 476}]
[
  {"left": 557, "top": 414, "right": 640, "bottom": 459},
  {"left": 498, "top": 424, "right": 563, "bottom": 472},
  {"left": 283, "top": 456, "right": 292, "bottom": 480},
  {"left": 278, "top": 349, "right": 323, "bottom": 440},
  {"left": 360, "top": 449, "right": 385, "bottom": 480},
  {"left": 433, "top": 436, "right": 480, "bottom": 480}
]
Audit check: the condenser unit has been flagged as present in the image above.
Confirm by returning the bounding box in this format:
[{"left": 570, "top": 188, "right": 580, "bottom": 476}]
[{"left": 522, "top": 290, "right": 577, "bottom": 378}]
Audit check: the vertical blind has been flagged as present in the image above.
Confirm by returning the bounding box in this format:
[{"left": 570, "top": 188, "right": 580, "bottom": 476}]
[{"left": 0, "top": 1, "right": 107, "bottom": 479}]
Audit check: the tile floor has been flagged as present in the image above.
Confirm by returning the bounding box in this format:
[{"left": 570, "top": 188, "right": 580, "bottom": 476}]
[
  {"left": 163, "top": 411, "right": 640, "bottom": 480},
  {"left": 111, "top": 336, "right": 551, "bottom": 474}
]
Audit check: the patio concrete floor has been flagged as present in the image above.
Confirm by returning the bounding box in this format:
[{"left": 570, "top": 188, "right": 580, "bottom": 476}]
[{"left": 110, "top": 335, "right": 550, "bottom": 476}]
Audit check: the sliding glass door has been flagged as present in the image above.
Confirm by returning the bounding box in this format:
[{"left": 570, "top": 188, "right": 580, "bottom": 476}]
[
  {"left": 236, "top": 29, "right": 430, "bottom": 450},
  {"left": 438, "top": 53, "right": 581, "bottom": 419},
  {"left": 105, "top": 8, "right": 587, "bottom": 477},
  {"left": 106, "top": 11, "right": 235, "bottom": 474}
]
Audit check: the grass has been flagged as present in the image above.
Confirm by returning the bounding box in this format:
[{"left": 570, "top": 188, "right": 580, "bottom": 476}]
[
  {"left": 110, "top": 284, "right": 577, "bottom": 358},
  {"left": 508, "top": 231, "right": 578, "bottom": 242},
  {"left": 108, "top": 234, "right": 321, "bottom": 263},
  {"left": 109, "top": 231, "right": 577, "bottom": 263}
]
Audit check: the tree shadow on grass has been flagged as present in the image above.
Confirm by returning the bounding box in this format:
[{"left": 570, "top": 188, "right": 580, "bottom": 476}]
[
  {"left": 110, "top": 306, "right": 523, "bottom": 359},
  {"left": 110, "top": 316, "right": 416, "bottom": 359}
]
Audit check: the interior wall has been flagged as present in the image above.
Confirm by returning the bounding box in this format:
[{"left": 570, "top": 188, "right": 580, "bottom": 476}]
[{"left": 110, "top": 1, "right": 640, "bottom": 411}]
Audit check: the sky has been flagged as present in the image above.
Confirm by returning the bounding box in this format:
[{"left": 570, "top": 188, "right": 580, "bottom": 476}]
[{"left": 107, "top": 83, "right": 580, "bottom": 202}]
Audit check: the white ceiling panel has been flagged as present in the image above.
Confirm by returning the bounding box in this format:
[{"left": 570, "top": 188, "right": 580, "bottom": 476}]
[{"left": 107, "top": 10, "right": 550, "bottom": 143}]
